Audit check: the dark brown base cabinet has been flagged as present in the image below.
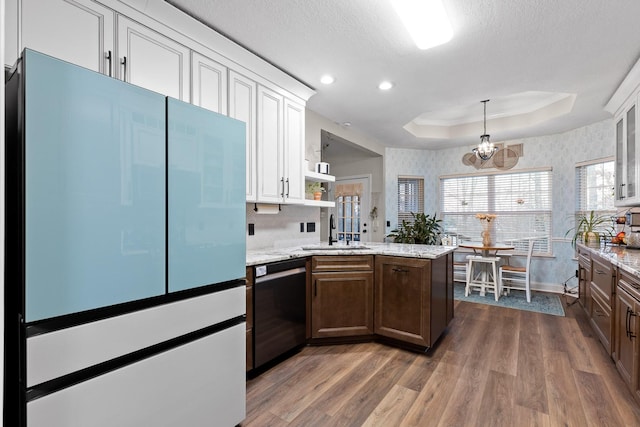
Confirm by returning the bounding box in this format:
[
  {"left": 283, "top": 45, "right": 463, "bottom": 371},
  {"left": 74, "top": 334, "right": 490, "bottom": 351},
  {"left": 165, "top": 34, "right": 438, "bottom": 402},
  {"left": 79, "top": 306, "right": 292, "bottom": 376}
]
[
  {"left": 310, "top": 256, "right": 375, "bottom": 338},
  {"left": 589, "top": 252, "right": 615, "bottom": 355},
  {"left": 374, "top": 255, "right": 451, "bottom": 350},
  {"left": 615, "top": 271, "right": 640, "bottom": 402},
  {"left": 578, "top": 245, "right": 591, "bottom": 310}
]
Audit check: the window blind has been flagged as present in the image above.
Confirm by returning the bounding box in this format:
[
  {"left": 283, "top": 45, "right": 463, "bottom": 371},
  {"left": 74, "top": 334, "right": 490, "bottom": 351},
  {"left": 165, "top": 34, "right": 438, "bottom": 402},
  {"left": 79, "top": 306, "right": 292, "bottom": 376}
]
[
  {"left": 575, "top": 158, "right": 615, "bottom": 234},
  {"left": 397, "top": 176, "right": 424, "bottom": 225},
  {"left": 440, "top": 169, "right": 553, "bottom": 254}
]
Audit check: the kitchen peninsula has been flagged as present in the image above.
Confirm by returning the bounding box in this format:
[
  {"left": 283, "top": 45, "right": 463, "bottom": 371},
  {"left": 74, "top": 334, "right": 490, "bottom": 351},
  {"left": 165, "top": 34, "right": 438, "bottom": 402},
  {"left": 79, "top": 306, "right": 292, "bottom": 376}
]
[{"left": 246, "top": 243, "right": 455, "bottom": 371}]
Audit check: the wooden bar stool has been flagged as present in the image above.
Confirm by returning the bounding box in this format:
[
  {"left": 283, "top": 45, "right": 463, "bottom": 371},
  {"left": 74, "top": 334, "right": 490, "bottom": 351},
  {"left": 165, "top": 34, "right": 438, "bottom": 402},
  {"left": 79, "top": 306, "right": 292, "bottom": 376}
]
[{"left": 466, "top": 255, "right": 501, "bottom": 301}]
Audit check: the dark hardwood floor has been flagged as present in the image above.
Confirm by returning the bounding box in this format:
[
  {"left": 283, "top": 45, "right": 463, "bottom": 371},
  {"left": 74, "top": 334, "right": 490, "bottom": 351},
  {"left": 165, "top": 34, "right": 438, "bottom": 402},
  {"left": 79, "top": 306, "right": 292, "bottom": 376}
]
[{"left": 242, "top": 298, "right": 640, "bottom": 426}]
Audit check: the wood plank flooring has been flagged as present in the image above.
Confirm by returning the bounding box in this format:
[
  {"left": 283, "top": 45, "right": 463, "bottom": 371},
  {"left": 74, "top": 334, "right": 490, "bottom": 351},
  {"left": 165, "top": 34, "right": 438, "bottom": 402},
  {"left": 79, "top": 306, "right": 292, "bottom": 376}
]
[{"left": 242, "top": 298, "right": 640, "bottom": 426}]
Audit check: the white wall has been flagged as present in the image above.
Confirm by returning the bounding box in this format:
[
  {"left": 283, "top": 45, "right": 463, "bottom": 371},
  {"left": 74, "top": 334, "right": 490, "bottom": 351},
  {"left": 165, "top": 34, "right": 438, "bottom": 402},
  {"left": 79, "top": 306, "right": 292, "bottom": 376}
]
[{"left": 385, "top": 119, "right": 615, "bottom": 291}]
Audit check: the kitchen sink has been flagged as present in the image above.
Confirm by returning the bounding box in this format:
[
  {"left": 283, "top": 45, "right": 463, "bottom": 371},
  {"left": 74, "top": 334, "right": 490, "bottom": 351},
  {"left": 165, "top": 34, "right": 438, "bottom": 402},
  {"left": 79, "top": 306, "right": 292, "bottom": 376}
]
[{"left": 301, "top": 244, "right": 369, "bottom": 251}]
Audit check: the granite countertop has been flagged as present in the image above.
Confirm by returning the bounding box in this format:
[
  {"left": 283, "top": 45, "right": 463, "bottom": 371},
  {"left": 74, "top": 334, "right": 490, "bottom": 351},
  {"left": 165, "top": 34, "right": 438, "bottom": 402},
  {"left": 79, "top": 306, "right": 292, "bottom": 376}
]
[
  {"left": 246, "top": 242, "right": 457, "bottom": 266},
  {"left": 579, "top": 243, "right": 640, "bottom": 279}
]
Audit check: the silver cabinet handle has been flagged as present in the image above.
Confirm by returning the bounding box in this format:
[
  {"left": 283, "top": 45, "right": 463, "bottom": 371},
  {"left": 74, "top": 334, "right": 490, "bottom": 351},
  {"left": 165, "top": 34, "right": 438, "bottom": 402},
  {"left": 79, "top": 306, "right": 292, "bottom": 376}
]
[
  {"left": 280, "top": 177, "right": 285, "bottom": 198},
  {"left": 120, "top": 56, "right": 127, "bottom": 82},
  {"left": 286, "top": 178, "right": 290, "bottom": 198},
  {"left": 105, "top": 50, "right": 112, "bottom": 77}
]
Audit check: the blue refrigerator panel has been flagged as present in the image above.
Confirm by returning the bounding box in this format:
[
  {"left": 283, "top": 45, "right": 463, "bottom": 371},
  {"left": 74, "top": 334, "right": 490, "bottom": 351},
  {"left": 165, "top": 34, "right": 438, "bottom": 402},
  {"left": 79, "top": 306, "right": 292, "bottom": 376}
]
[
  {"left": 167, "top": 98, "right": 246, "bottom": 292},
  {"left": 24, "top": 50, "right": 166, "bottom": 322}
]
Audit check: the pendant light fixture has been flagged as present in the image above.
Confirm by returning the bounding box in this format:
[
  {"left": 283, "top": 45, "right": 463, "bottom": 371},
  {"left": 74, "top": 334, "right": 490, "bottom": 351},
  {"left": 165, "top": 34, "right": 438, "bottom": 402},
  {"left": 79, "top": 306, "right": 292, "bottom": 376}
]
[{"left": 473, "top": 99, "right": 498, "bottom": 160}]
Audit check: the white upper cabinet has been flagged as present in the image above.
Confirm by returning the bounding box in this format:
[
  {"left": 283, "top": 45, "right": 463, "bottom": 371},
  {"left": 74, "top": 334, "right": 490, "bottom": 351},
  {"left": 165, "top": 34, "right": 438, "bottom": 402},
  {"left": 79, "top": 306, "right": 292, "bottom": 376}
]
[
  {"left": 191, "top": 52, "right": 228, "bottom": 115},
  {"left": 117, "top": 16, "right": 190, "bottom": 102},
  {"left": 229, "top": 71, "right": 257, "bottom": 202},
  {"left": 255, "top": 86, "right": 306, "bottom": 204},
  {"left": 15, "top": 0, "right": 114, "bottom": 74},
  {"left": 9, "top": 0, "right": 314, "bottom": 206},
  {"left": 257, "top": 85, "right": 285, "bottom": 204},
  {"left": 607, "top": 56, "right": 640, "bottom": 206},
  {"left": 283, "top": 99, "right": 306, "bottom": 204}
]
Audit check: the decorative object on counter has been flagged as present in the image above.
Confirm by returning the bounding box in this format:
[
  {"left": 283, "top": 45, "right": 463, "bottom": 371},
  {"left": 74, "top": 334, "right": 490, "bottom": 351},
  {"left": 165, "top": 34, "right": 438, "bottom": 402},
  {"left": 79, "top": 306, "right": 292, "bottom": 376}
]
[
  {"left": 627, "top": 231, "right": 640, "bottom": 248},
  {"left": 305, "top": 181, "right": 325, "bottom": 200},
  {"left": 472, "top": 99, "right": 498, "bottom": 161},
  {"left": 475, "top": 213, "right": 497, "bottom": 246},
  {"left": 387, "top": 212, "right": 443, "bottom": 245},
  {"left": 315, "top": 161, "right": 330, "bottom": 174},
  {"left": 565, "top": 210, "right": 614, "bottom": 248},
  {"left": 453, "top": 283, "right": 565, "bottom": 316}
]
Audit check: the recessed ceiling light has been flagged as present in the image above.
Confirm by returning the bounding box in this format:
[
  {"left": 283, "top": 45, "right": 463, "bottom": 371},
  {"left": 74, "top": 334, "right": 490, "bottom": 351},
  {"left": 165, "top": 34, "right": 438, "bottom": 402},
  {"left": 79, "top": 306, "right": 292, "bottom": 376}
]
[
  {"left": 378, "top": 81, "right": 393, "bottom": 91},
  {"left": 391, "top": 0, "right": 453, "bottom": 50},
  {"left": 320, "top": 75, "right": 335, "bottom": 85}
]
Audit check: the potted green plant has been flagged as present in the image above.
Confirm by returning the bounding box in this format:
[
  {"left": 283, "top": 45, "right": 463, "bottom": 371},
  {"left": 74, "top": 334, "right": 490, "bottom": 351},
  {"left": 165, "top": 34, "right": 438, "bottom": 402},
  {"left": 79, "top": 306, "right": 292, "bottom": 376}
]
[
  {"left": 565, "top": 210, "right": 614, "bottom": 248},
  {"left": 305, "top": 182, "right": 325, "bottom": 200},
  {"left": 387, "top": 212, "right": 443, "bottom": 245}
]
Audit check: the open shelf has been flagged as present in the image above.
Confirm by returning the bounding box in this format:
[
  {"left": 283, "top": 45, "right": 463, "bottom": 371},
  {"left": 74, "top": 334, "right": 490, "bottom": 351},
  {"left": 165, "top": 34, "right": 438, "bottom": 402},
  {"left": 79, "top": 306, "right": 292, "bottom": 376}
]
[
  {"left": 303, "top": 199, "right": 334, "bottom": 207},
  {"left": 305, "top": 170, "right": 335, "bottom": 182}
]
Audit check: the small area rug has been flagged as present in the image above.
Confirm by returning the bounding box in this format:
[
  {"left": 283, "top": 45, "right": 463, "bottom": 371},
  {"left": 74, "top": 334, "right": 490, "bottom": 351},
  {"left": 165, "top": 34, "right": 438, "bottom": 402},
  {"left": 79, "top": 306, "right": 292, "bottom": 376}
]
[{"left": 453, "top": 283, "right": 565, "bottom": 317}]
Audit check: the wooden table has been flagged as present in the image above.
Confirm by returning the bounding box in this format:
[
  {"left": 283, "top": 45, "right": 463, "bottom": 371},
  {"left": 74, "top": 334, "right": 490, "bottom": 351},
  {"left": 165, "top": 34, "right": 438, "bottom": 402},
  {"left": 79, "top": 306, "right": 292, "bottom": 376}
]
[
  {"left": 458, "top": 242, "right": 515, "bottom": 297},
  {"left": 458, "top": 242, "right": 515, "bottom": 257}
]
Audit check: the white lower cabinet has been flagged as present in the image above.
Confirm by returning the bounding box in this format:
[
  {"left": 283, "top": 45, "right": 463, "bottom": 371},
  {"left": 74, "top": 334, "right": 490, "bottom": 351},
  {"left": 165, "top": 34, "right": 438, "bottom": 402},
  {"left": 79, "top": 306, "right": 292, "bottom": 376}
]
[
  {"left": 117, "top": 15, "right": 190, "bottom": 101},
  {"left": 27, "top": 323, "right": 246, "bottom": 427}
]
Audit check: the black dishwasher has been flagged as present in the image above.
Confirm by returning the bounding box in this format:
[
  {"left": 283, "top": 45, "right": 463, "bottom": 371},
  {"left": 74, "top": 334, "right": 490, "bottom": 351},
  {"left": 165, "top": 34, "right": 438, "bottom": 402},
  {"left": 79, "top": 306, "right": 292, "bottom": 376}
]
[{"left": 253, "top": 258, "right": 306, "bottom": 369}]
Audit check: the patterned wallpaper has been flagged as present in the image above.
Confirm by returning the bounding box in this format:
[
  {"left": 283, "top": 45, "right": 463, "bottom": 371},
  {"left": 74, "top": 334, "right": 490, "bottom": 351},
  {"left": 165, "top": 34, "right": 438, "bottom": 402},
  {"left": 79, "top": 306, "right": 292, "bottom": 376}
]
[{"left": 385, "top": 119, "right": 615, "bottom": 289}]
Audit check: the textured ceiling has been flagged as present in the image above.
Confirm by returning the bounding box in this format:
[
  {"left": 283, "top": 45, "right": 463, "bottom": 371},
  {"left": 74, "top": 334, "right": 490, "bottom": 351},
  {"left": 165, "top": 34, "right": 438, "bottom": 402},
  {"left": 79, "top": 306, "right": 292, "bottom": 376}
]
[{"left": 166, "top": 0, "right": 640, "bottom": 150}]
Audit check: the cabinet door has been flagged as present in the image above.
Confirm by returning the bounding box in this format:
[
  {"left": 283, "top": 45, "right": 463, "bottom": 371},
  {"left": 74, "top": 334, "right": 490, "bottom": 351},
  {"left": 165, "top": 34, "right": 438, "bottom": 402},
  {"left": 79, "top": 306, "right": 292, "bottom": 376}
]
[
  {"left": 22, "top": 50, "right": 166, "bottom": 321},
  {"left": 229, "top": 71, "right": 257, "bottom": 201},
  {"left": 257, "top": 85, "right": 285, "bottom": 203},
  {"left": 283, "top": 98, "right": 306, "bottom": 204},
  {"left": 615, "top": 286, "right": 637, "bottom": 389},
  {"left": 19, "top": 0, "right": 114, "bottom": 74},
  {"left": 375, "top": 256, "right": 431, "bottom": 347},
  {"left": 311, "top": 271, "right": 374, "bottom": 338},
  {"left": 117, "top": 16, "right": 190, "bottom": 101},
  {"left": 167, "top": 98, "right": 246, "bottom": 292},
  {"left": 590, "top": 289, "right": 613, "bottom": 355},
  {"left": 616, "top": 117, "right": 625, "bottom": 203},
  {"left": 627, "top": 105, "right": 637, "bottom": 201},
  {"left": 191, "top": 51, "right": 227, "bottom": 114}
]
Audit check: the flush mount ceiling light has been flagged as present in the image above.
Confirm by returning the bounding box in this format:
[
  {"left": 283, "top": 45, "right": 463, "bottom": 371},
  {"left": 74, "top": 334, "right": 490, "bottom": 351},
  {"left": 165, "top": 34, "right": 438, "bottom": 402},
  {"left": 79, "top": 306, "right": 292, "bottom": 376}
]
[
  {"left": 378, "top": 81, "right": 393, "bottom": 90},
  {"left": 320, "top": 74, "right": 335, "bottom": 85},
  {"left": 473, "top": 99, "right": 498, "bottom": 161},
  {"left": 390, "top": 0, "right": 453, "bottom": 50}
]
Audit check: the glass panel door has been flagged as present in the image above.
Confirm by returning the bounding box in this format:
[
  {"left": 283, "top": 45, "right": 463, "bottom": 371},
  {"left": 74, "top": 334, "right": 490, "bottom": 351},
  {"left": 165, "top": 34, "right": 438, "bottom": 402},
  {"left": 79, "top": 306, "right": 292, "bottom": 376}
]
[{"left": 333, "top": 177, "right": 370, "bottom": 242}]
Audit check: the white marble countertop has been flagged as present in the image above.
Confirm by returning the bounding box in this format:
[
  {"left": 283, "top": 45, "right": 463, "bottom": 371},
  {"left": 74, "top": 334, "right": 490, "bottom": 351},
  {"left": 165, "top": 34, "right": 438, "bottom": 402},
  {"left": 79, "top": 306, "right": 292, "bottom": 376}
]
[
  {"left": 246, "top": 242, "right": 457, "bottom": 266},
  {"left": 578, "top": 243, "right": 640, "bottom": 280}
]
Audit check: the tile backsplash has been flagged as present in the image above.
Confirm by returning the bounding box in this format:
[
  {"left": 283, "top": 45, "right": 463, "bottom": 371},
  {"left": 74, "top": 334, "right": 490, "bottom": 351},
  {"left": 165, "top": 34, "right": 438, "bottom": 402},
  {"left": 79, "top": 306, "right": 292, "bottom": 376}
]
[{"left": 246, "top": 203, "right": 320, "bottom": 250}]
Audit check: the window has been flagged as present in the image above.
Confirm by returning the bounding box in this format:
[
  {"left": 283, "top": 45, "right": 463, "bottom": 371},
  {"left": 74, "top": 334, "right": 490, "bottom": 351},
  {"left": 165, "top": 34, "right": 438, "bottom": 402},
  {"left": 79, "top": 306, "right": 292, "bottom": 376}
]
[
  {"left": 335, "top": 181, "right": 364, "bottom": 242},
  {"left": 440, "top": 168, "right": 552, "bottom": 254},
  {"left": 575, "top": 158, "right": 615, "bottom": 233},
  {"left": 397, "top": 176, "right": 424, "bottom": 225}
]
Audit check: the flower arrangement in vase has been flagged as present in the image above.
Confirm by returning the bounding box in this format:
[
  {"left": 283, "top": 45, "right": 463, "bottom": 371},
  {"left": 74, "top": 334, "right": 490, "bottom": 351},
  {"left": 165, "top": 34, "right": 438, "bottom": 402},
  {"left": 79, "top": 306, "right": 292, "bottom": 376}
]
[{"left": 475, "top": 213, "right": 497, "bottom": 246}]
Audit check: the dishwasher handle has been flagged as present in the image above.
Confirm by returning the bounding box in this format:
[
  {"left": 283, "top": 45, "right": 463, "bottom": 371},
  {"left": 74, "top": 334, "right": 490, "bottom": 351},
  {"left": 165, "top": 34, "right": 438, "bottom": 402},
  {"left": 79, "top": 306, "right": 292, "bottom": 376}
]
[{"left": 255, "top": 267, "right": 306, "bottom": 284}]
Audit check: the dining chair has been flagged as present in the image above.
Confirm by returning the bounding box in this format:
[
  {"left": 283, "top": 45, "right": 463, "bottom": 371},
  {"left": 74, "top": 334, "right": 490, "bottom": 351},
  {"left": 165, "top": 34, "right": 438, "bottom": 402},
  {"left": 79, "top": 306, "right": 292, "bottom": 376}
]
[
  {"left": 465, "top": 255, "right": 502, "bottom": 301},
  {"left": 499, "top": 239, "right": 535, "bottom": 302}
]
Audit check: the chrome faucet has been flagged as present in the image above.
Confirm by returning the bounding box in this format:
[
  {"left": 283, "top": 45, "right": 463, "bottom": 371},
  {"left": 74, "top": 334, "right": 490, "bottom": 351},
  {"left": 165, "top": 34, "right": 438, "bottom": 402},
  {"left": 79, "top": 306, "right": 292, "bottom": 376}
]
[{"left": 329, "top": 214, "right": 337, "bottom": 245}]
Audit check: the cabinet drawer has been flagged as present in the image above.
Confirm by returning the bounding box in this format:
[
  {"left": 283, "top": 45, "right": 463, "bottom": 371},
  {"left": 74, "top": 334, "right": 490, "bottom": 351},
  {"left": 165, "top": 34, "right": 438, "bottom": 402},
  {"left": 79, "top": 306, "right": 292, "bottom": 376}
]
[
  {"left": 591, "top": 255, "right": 614, "bottom": 305},
  {"left": 619, "top": 270, "right": 640, "bottom": 301},
  {"left": 578, "top": 251, "right": 591, "bottom": 269},
  {"left": 312, "top": 255, "right": 374, "bottom": 272},
  {"left": 590, "top": 290, "right": 612, "bottom": 354}
]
